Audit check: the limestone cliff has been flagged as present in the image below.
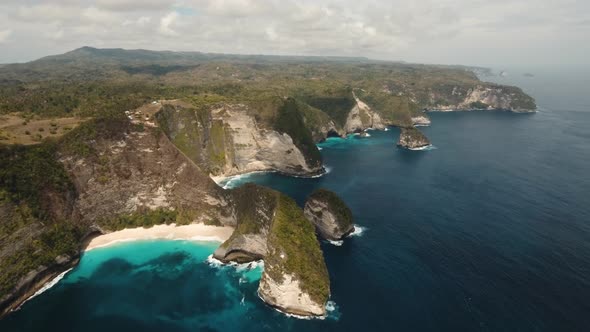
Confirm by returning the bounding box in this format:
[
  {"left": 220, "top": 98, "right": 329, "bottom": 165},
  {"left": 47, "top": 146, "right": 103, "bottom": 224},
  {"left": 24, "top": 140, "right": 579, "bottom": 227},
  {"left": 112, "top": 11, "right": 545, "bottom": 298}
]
[
  {"left": 412, "top": 115, "right": 432, "bottom": 127},
  {"left": 214, "top": 184, "right": 330, "bottom": 317},
  {"left": 397, "top": 127, "right": 431, "bottom": 150},
  {"left": 304, "top": 189, "right": 355, "bottom": 241},
  {"left": 1, "top": 115, "right": 331, "bottom": 319},
  {"left": 156, "top": 101, "right": 324, "bottom": 178},
  {"left": 343, "top": 92, "right": 386, "bottom": 133},
  {"left": 0, "top": 117, "right": 235, "bottom": 317},
  {"left": 425, "top": 85, "right": 536, "bottom": 112}
]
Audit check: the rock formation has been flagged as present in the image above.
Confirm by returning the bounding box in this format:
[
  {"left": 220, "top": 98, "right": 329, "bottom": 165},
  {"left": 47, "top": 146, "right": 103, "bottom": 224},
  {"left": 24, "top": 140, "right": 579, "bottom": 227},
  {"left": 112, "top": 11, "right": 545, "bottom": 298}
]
[
  {"left": 304, "top": 189, "right": 355, "bottom": 241},
  {"left": 214, "top": 184, "right": 330, "bottom": 317},
  {"left": 412, "top": 115, "right": 431, "bottom": 127},
  {"left": 397, "top": 127, "right": 431, "bottom": 150},
  {"left": 425, "top": 85, "right": 536, "bottom": 112},
  {"left": 344, "top": 93, "right": 386, "bottom": 133},
  {"left": 156, "top": 101, "right": 324, "bottom": 178}
]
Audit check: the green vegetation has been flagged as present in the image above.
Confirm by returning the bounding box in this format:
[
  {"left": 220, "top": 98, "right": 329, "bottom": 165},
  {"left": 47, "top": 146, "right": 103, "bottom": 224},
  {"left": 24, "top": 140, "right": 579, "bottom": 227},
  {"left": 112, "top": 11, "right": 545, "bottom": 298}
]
[
  {"left": 0, "top": 47, "right": 537, "bottom": 312},
  {"left": 227, "top": 183, "right": 278, "bottom": 238},
  {"left": 307, "top": 188, "right": 354, "bottom": 230},
  {"left": 99, "top": 208, "right": 178, "bottom": 232},
  {"left": 273, "top": 98, "right": 322, "bottom": 168},
  {"left": 0, "top": 142, "right": 74, "bottom": 219},
  {"left": 156, "top": 104, "right": 229, "bottom": 175},
  {"left": 0, "top": 221, "right": 82, "bottom": 296},
  {"left": 266, "top": 194, "right": 330, "bottom": 304}
]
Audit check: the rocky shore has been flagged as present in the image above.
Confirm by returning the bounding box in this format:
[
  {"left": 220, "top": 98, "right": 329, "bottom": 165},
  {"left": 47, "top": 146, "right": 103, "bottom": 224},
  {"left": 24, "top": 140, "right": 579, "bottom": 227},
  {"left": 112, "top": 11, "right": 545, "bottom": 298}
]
[{"left": 397, "top": 127, "right": 432, "bottom": 150}]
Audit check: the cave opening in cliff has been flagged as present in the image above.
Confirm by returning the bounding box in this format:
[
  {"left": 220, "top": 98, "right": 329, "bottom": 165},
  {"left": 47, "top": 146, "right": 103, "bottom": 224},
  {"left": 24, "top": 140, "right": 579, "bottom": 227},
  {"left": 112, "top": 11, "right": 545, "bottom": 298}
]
[{"left": 326, "top": 130, "right": 340, "bottom": 138}]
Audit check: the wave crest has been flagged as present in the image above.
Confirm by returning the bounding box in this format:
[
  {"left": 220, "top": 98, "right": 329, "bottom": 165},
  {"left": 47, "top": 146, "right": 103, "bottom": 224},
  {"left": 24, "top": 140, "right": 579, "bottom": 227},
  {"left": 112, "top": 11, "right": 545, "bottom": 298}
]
[{"left": 348, "top": 225, "right": 367, "bottom": 237}]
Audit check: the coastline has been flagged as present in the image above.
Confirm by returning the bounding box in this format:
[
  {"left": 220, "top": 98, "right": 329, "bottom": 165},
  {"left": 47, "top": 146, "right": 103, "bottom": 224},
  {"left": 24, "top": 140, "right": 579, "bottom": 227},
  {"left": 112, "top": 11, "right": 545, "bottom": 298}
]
[
  {"left": 211, "top": 167, "right": 328, "bottom": 189},
  {"left": 84, "top": 223, "right": 234, "bottom": 251}
]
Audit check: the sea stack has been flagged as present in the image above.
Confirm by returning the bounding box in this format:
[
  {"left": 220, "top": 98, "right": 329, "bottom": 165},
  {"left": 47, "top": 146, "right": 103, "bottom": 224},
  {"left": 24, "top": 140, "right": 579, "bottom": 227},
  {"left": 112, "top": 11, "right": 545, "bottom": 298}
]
[
  {"left": 397, "top": 127, "right": 431, "bottom": 150},
  {"left": 304, "top": 189, "right": 355, "bottom": 241}
]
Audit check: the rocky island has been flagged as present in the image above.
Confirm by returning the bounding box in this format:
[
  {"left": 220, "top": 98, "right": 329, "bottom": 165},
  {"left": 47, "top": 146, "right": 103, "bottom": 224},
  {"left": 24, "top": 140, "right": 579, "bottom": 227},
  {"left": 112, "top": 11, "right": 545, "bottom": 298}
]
[
  {"left": 304, "top": 189, "right": 355, "bottom": 241},
  {"left": 0, "top": 47, "right": 536, "bottom": 319},
  {"left": 397, "top": 127, "right": 432, "bottom": 150}
]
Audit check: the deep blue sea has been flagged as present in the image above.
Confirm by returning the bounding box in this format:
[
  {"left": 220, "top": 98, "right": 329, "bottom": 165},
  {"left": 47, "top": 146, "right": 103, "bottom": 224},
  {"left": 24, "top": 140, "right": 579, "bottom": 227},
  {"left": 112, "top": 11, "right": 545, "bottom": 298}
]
[{"left": 2, "top": 67, "right": 590, "bottom": 331}]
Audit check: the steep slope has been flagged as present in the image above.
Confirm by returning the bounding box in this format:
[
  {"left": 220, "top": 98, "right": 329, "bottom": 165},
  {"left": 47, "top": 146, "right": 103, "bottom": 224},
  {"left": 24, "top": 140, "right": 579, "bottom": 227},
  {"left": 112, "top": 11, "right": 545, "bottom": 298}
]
[
  {"left": 156, "top": 99, "right": 324, "bottom": 178},
  {"left": 304, "top": 189, "right": 355, "bottom": 241},
  {"left": 214, "top": 184, "right": 330, "bottom": 317},
  {"left": 0, "top": 114, "right": 331, "bottom": 319}
]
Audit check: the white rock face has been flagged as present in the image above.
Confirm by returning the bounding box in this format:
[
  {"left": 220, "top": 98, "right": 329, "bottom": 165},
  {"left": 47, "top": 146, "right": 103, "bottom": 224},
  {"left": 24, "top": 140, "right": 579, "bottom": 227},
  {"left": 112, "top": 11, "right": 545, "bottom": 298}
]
[
  {"left": 431, "top": 86, "right": 520, "bottom": 111},
  {"left": 412, "top": 116, "right": 431, "bottom": 127},
  {"left": 213, "top": 233, "right": 268, "bottom": 262},
  {"left": 304, "top": 199, "right": 353, "bottom": 241},
  {"left": 258, "top": 272, "right": 326, "bottom": 317},
  {"left": 211, "top": 105, "right": 322, "bottom": 177},
  {"left": 344, "top": 93, "right": 385, "bottom": 133}
]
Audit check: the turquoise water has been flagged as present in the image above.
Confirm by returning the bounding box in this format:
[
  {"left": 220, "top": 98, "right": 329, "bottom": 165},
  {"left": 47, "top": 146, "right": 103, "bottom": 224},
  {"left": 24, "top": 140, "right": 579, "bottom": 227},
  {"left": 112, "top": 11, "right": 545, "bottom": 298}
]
[{"left": 2, "top": 68, "right": 590, "bottom": 331}]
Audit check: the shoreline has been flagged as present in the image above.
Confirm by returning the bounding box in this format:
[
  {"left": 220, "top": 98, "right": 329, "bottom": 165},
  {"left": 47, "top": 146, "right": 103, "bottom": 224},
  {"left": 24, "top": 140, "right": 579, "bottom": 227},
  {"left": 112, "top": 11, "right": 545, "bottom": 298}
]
[
  {"left": 211, "top": 167, "right": 328, "bottom": 189},
  {"left": 84, "top": 223, "right": 234, "bottom": 252}
]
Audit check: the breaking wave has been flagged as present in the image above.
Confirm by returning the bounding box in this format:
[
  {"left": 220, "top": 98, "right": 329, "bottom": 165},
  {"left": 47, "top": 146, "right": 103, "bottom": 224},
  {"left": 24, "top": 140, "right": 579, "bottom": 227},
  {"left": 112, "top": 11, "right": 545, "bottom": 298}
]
[
  {"left": 408, "top": 145, "right": 437, "bottom": 151},
  {"left": 20, "top": 268, "right": 73, "bottom": 308},
  {"left": 348, "top": 225, "right": 367, "bottom": 237},
  {"left": 327, "top": 240, "right": 344, "bottom": 246}
]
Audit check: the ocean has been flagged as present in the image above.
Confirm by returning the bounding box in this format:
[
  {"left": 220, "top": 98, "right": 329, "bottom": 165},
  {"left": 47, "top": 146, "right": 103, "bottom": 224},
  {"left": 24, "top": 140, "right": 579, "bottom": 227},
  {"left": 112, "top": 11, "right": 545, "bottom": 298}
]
[{"left": 2, "top": 66, "right": 589, "bottom": 331}]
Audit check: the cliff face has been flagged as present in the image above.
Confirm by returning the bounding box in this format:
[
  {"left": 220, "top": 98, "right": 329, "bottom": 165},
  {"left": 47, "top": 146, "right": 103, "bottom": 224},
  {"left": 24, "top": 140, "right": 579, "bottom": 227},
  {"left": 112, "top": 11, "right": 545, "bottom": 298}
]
[
  {"left": 60, "top": 120, "right": 233, "bottom": 227},
  {"left": 343, "top": 93, "right": 386, "bottom": 133},
  {"left": 1, "top": 115, "right": 332, "bottom": 319},
  {"left": 304, "top": 189, "right": 355, "bottom": 241},
  {"left": 214, "top": 184, "right": 330, "bottom": 317},
  {"left": 397, "top": 127, "right": 431, "bottom": 150},
  {"left": 157, "top": 101, "right": 324, "bottom": 178},
  {"left": 424, "top": 85, "right": 536, "bottom": 112},
  {"left": 412, "top": 115, "right": 431, "bottom": 127}
]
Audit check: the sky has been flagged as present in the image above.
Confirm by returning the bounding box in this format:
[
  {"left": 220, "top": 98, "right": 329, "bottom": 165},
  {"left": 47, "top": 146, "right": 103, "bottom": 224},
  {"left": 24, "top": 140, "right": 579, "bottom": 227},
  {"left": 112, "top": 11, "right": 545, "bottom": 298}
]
[{"left": 0, "top": 0, "right": 588, "bottom": 66}]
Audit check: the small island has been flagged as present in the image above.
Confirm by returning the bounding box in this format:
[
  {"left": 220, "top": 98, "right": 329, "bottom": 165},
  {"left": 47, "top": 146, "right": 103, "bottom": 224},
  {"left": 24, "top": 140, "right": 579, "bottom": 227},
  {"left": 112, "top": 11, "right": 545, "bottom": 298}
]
[
  {"left": 397, "top": 127, "right": 432, "bottom": 150},
  {"left": 304, "top": 188, "right": 355, "bottom": 241}
]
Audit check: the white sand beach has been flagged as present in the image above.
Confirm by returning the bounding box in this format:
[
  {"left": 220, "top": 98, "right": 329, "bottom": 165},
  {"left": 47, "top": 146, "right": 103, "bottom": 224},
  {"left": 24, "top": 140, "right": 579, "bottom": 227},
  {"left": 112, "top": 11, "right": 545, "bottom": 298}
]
[{"left": 84, "top": 223, "right": 234, "bottom": 251}]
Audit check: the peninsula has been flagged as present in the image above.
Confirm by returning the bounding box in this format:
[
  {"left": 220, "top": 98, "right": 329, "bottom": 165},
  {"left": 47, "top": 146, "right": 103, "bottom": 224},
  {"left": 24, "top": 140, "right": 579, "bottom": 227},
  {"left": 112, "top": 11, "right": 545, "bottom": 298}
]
[{"left": 0, "top": 47, "right": 536, "bottom": 318}]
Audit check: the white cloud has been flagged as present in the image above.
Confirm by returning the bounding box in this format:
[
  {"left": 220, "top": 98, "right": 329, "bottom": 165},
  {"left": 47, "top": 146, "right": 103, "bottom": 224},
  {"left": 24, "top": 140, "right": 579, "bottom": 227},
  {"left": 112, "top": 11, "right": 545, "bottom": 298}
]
[
  {"left": 0, "top": 29, "right": 12, "bottom": 43},
  {"left": 0, "top": 0, "right": 588, "bottom": 65},
  {"left": 159, "top": 11, "right": 179, "bottom": 36}
]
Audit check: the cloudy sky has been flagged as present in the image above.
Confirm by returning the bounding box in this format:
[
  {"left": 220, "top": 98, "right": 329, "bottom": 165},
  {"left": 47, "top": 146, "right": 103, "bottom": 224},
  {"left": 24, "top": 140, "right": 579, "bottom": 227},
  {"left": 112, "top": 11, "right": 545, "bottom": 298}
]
[{"left": 0, "top": 0, "right": 588, "bottom": 66}]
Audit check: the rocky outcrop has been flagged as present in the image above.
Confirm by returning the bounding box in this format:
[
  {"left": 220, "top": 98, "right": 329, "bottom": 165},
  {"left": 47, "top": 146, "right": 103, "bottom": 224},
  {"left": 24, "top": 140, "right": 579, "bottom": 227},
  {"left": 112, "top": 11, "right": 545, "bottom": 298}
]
[
  {"left": 397, "top": 127, "right": 431, "bottom": 150},
  {"left": 344, "top": 93, "right": 386, "bottom": 133},
  {"left": 156, "top": 102, "right": 324, "bottom": 178},
  {"left": 0, "top": 254, "right": 79, "bottom": 318},
  {"left": 259, "top": 272, "right": 325, "bottom": 316},
  {"left": 304, "top": 189, "right": 355, "bottom": 241},
  {"left": 412, "top": 115, "right": 431, "bottom": 127},
  {"left": 60, "top": 119, "right": 234, "bottom": 226},
  {"left": 215, "top": 184, "right": 330, "bottom": 317},
  {"left": 426, "top": 85, "right": 536, "bottom": 112}
]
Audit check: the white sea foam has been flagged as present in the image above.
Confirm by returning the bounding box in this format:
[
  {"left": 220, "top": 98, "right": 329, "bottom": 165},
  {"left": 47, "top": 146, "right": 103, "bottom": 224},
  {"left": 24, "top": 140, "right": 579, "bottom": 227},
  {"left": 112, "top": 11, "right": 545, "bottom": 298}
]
[
  {"left": 364, "top": 133, "right": 372, "bottom": 137},
  {"left": 318, "top": 146, "right": 323, "bottom": 150},
  {"left": 217, "top": 171, "right": 273, "bottom": 189},
  {"left": 206, "top": 254, "right": 264, "bottom": 272},
  {"left": 408, "top": 144, "right": 437, "bottom": 151},
  {"left": 326, "top": 300, "right": 337, "bottom": 312},
  {"left": 206, "top": 254, "right": 225, "bottom": 268},
  {"left": 270, "top": 300, "right": 341, "bottom": 320},
  {"left": 327, "top": 240, "right": 344, "bottom": 246},
  {"left": 19, "top": 268, "right": 73, "bottom": 308},
  {"left": 348, "top": 225, "right": 366, "bottom": 237},
  {"left": 384, "top": 127, "right": 390, "bottom": 131}
]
